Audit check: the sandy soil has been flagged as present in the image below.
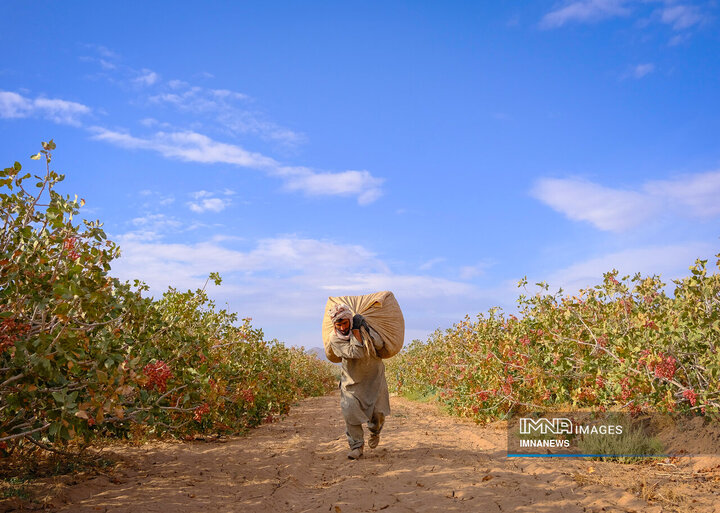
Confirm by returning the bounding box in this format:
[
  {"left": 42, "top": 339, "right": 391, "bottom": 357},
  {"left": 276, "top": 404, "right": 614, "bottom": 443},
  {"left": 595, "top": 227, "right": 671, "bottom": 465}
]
[{"left": 9, "top": 392, "right": 720, "bottom": 513}]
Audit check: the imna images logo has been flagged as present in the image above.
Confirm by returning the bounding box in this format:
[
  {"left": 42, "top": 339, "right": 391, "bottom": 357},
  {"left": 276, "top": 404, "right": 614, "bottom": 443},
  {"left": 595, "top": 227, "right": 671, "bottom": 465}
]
[
  {"left": 519, "top": 417, "right": 572, "bottom": 435},
  {"left": 518, "top": 417, "right": 624, "bottom": 436}
]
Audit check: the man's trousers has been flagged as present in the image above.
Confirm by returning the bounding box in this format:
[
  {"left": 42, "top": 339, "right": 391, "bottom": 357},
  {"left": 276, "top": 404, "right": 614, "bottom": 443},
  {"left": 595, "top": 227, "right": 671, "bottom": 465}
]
[{"left": 345, "top": 410, "right": 385, "bottom": 450}]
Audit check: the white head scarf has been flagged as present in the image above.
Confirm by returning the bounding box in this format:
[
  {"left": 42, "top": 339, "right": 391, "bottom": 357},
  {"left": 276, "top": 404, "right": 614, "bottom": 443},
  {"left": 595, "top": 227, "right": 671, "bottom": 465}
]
[{"left": 329, "top": 303, "right": 353, "bottom": 341}]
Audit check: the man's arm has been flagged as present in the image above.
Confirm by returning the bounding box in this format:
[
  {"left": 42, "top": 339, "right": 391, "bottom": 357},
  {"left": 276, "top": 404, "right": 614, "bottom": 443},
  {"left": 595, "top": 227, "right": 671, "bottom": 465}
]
[
  {"left": 329, "top": 333, "right": 366, "bottom": 359},
  {"left": 354, "top": 314, "right": 384, "bottom": 351},
  {"left": 364, "top": 323, "right": 385, "bottom": 351}
]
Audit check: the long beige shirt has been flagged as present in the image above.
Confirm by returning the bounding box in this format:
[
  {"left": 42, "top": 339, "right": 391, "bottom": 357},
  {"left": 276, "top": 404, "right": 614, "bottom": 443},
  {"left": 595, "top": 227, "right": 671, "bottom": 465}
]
[{"left": 329, "top": 324, "right": 391, "bottom": 425}]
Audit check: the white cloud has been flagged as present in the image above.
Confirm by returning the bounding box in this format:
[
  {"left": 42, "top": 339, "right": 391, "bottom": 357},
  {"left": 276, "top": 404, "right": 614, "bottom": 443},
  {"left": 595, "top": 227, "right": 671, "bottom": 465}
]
[
  {"left": 188, "top": 197, "right": 229, "bottom": 213},
  {"left": 186, "top": 190, "right": 234, "bottom": 213},
  {"left": 644, "top": 171, "right": 720, "bottom": 217},
  {"left": 89, "top": 127, "right": 278, "bottom": 168},
  {"left": 149, "top": 91, "right": 194, "bottom": 106},
  {"left": 419, "top": 257, "right": 445, "bottom": 271},
  {"left": 459, "top": 261, "right": 492, "bottom": 280},
  {"left": 90, "top": 45, "right": 119, "bottom": 60},
  {"left": 81, "top": 48, "right": 162, "bottom": 90},
  {"left": 319, "top": 274, "right": 477, "bottom": 298},
  {"left": 148, "top": 84, "right": 304, "bottom": 146},
  {"left": 80, "top": 45, "right": 120, "bottom": 68},
  {"left": 281, "top": 168, "right": 384, "bottom": 205},
  {"left": 209, "top": 234, "right": 244, "bottom": 243},
  {"left": 668, "top": 33, "right": 690, "bottom": 46},
  {"left": 531, "top": 171, "right": 720, "bottom": 231},
  {"left": 139, "top": 117, "right": 173, "bottom": 129},
  {"left": 211, "top": 89, "right": 249, "bottom": 100},
  {"left": 168, "top": 79, "right": 188, "bottom": 89},
  {"left": 531, "top": 177, "right": 658, "bottom": 231},
  {"left": 131, "top": 213, "right": 181, "bottom": 230},
  {"left": 34, "top": 98, "right": 92, "bottom": 125},
  {"left": 540, "top": 0, "right": 631, "bottom": 28},
  {"left": 659, "top": 4, "right": 704, "bottom": 30},
  {"left": 536, "top": 241, "right": 717, "bottom": 295},
  {"left": 77, "top": 51, "right": 381, "bottom": 203},
  {"left": 632, "top": 63, "right": 655, "bottom": 78},
  {"left": 119, "top": 213, "right": 184, "bottom": 242},
  {"left": 132, "top": 213, "right": 180, "bottom": 226},
  {"left": 84, "top": 53, "right": 305, "bottom": 148},
  {"left": 90, "top": 127, "right": 385, "bottom": 204},
  {"left": 0, "top": 90, "right": 91, "bottom": 126},
  {"left": 136, "top": 189, "right": 175, "bottom": 209},
  {"left": 540, "top": 1, "right": 708, "bottom": 35},
  {"left": 98, "top": 59, "right": 116, "bottom": 70},
  {"left": 0, "top": 91, "right": 29, "bottom": 118},
  {"left": 109, "top": 235, "right": 387, "bottom": 290},
  {"left": 107, "top": 233, "right": 503, "bottom": 347},
  {"left": 134, "top": 69, "right": 160, "bottom": 86}
]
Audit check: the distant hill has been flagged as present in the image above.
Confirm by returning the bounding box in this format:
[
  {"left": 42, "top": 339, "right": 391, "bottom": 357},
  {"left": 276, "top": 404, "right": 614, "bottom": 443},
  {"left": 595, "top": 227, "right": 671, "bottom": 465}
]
[{"left": 307, "top": 346, "right": 330, "bottom": 361}]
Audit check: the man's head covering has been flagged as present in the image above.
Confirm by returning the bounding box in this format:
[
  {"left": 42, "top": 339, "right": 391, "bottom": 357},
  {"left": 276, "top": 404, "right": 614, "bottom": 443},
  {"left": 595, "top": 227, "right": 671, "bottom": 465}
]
[
  {"left": 329, "top": 304, "right": 353, "bottom": 341},
  {"left": 329, "top": 303, "right": 353, "bottom": 324}
]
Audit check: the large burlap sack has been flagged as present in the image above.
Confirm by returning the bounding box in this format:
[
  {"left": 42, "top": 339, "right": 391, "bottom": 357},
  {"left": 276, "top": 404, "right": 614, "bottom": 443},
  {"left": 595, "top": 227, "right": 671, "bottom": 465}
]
[{"left": 322, "top": 291, "right": 405, "bottom": 363}]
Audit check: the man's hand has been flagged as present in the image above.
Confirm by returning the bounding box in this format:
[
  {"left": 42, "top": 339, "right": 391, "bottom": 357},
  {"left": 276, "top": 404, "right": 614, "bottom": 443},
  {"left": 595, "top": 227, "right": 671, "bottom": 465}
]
[
  {"left": 352, "top": 314, "right": 368, "bottom": 330},
  {"left": 352, "top": 314, "right": 367, "bottom": 342}
]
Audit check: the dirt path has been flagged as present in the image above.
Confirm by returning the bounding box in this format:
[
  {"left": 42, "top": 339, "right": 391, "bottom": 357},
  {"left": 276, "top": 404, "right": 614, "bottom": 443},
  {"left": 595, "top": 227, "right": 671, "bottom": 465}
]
[{"left": 41, "top": 392, "right": 720, "bottom": 512}]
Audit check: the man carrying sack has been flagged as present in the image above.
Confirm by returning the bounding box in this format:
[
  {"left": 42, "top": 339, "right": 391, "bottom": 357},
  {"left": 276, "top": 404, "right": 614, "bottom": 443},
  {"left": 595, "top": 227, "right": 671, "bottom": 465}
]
[{"left": 328, "top": 303, "right": 391, "bottom": 460}]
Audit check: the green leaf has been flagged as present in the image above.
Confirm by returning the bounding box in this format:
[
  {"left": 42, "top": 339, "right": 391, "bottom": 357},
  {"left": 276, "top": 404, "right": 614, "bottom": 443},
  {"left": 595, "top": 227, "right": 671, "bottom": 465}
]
[
  {"left": 30, "top": 153, "right": 42, "bottom": 160},
  {"left": 209, "top": 271, "right": 222, "bottom": 286}
]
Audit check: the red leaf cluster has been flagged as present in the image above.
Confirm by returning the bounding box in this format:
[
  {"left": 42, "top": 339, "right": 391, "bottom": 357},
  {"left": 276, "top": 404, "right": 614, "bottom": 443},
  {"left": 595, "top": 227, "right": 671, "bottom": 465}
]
[{"left": 142, "top": 361, "right": 173, "bottom": 392}]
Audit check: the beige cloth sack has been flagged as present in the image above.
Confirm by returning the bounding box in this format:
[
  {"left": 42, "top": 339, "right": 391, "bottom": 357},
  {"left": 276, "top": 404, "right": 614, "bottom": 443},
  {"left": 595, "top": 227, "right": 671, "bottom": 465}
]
[{"left": 322, "top": 291, "right": 405, "bottom": 363}]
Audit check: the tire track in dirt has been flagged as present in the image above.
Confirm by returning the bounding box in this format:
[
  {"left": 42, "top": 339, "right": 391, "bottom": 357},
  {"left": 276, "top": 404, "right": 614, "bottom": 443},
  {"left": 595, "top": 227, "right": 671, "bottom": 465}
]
[{"left": 49, "top": 392, "right": 719, "bottom": 512}]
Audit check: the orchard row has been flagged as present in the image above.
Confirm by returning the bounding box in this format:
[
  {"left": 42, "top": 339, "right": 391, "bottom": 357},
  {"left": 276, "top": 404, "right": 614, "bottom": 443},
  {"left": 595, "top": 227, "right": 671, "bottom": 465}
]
[
  {"left": 386, "top": 255, "right": 720, "bottom": 421},
  {"left": 0, "top": 142, "right": 338, "bottom": 456}
]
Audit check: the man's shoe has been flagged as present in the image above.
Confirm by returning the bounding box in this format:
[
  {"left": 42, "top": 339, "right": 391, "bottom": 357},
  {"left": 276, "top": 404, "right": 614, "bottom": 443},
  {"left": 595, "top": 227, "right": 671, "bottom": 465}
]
[
  {"left": 347, "top": 446, "right": 363, "bottom": 459},
  {"left": 368, "top": 432, "right": 380, "bottom": 449}
]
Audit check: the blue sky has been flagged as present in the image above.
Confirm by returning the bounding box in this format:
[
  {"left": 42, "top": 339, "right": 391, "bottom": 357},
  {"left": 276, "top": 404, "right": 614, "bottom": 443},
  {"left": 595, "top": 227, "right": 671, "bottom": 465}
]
[{"left": 2, "top": 1, "right": 719, "bottom": 349}]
